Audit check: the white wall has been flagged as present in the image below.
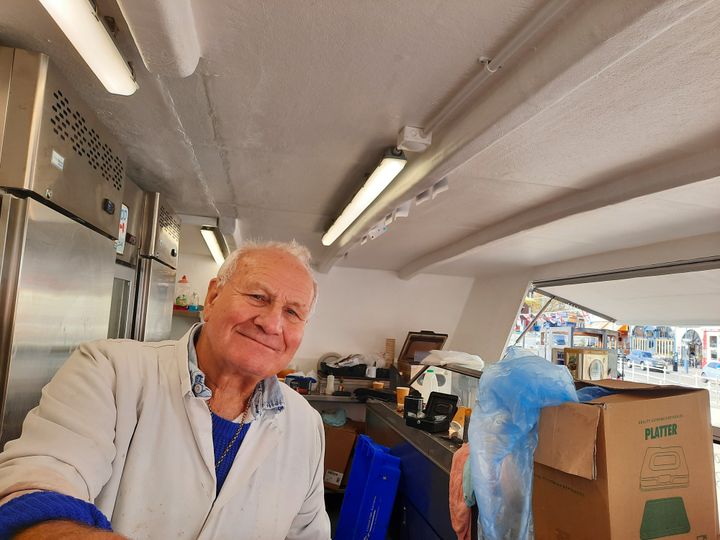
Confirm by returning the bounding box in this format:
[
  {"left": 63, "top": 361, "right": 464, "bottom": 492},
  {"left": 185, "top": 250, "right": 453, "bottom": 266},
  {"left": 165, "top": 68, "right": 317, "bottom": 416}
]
[
  {"left": 449, "top": 269, "right": 533, "bottom": 364},
  {"left": 293, "top": 267, "right": 474, "bottom": 372},
  {"left": 175, "top": 252, "right": 220, "bottom": 301}
]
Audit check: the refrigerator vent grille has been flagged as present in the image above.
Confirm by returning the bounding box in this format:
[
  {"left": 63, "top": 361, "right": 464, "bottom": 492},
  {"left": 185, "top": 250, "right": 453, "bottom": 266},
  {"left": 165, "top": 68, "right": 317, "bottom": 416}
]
[
  {"left": 48, "top": 90, "right": 125, "bottom": 191},
  {"left": 159, "top": 205, "right": 180, "bottom": 241}
]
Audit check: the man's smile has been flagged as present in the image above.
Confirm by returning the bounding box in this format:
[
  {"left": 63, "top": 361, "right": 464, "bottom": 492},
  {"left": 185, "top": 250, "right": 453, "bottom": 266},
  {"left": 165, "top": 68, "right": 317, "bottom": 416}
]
[{"left": 234, "top": 329, "right": 282, "bottom": 352}]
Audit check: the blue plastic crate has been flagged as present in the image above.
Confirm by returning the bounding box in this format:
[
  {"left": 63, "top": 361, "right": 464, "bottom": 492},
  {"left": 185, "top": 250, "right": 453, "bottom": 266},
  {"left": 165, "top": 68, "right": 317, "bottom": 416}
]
[{"left": 335, "top": 435, "right": 401, "bottom": 540}]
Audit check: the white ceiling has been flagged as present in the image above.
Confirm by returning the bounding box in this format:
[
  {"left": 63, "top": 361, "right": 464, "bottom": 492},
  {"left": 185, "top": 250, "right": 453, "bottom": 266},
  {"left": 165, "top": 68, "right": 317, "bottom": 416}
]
[
  {"left": 425, "top": 175, "right": 720, "bottom": 276},
  {"left": 0, "top": 0, "right": 719, "bottom": 284}
]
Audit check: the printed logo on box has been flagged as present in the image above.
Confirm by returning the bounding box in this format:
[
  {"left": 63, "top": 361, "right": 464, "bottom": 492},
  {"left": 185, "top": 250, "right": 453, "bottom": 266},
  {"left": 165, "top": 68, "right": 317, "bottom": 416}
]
[
  {"left": 644, "top": 423, "right": 678, "bottom": 440},
  {"left": 324, "top": 469, "right": 343, "bottom": 486}
]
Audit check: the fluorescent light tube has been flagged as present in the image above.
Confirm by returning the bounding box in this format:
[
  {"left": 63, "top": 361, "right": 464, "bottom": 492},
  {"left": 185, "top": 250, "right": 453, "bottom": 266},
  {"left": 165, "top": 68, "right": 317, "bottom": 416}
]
[
  {"left": 201, "top": 228, "right": 225, "bottom": 266},
  {"left": 322, "top": 150, "right": 406, "bottom": 246},
  {"left": 39, "top": 0, "right": 139, "bottom": 95}
]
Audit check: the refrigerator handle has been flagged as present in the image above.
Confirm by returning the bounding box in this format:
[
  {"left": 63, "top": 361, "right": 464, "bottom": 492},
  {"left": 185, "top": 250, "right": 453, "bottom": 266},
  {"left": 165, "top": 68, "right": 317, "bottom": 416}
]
[{"left": 133, "top": 257, "right": 149, "bottom": 341}]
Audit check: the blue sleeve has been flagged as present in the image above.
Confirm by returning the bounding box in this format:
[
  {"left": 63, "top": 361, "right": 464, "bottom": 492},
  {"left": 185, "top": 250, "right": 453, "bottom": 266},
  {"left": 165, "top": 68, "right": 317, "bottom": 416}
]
[{"left": 0, "top": 491, "right": 112, "bottom": 539}]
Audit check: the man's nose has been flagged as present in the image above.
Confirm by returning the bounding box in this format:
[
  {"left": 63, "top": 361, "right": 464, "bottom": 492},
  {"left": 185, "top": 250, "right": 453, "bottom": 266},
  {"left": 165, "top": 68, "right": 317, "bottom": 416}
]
[{"left": 255, "top": 304, "right": 283, "bottom": 334}]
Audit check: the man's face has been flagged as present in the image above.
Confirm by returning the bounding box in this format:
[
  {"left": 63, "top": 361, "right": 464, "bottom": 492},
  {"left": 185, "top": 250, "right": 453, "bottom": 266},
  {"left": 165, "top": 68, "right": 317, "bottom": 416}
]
[{"left": 200, "top": 249, "right": 315, "bottom": 380}]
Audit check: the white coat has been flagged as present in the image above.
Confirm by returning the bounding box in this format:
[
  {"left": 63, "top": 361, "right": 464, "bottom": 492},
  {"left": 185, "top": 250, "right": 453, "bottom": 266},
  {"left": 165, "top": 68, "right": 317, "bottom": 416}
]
[{"left": 0, "top": 331, "right": 331, "bottom": 539}]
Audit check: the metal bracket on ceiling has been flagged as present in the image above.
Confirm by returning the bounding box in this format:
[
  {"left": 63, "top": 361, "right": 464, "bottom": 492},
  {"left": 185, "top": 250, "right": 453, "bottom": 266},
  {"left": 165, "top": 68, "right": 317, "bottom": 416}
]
[{"left": 532, "top": 287, "right": 617, "bottom": 323}]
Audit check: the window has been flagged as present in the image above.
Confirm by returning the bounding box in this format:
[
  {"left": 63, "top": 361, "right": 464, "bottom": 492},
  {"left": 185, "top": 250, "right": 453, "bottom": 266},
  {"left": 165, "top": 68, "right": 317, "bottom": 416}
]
[{"left": 508, "top": 266, "right": 720, "bottom": 516}]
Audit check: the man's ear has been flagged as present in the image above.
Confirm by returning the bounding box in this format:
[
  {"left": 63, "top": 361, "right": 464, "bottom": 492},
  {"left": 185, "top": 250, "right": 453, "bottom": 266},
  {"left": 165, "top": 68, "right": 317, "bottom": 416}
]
[{"left": 203, "top": 278, "right": 220, "bottom": 321}]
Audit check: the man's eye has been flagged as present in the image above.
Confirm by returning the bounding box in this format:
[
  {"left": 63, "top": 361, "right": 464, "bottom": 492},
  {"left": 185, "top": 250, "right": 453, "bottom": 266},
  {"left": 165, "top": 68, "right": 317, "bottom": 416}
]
[
  {"left": 286, "top": 308, "right": 304, "bottom": 321},
  {"left": 247, "top": 294, "right": 266, "bottom": 303}
]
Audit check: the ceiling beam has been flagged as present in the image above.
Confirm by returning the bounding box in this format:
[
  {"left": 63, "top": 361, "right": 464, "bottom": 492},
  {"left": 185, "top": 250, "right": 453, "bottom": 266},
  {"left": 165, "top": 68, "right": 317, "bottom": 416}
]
[
  {"left": 533, "top": 256, "right": 720, "bottom": 289},
  {"left": 316, "top": 0, "right": 714, "bottom": 274},
  {"left": 533, "top": 231, "right": 720, "bottom": 284},
  {"left": 398, "top": 145, "right": 720, "bottom": 278}
]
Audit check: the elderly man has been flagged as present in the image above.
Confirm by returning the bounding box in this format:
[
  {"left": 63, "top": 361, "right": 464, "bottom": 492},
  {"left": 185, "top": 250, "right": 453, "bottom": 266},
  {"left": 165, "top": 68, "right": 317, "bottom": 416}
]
[{"left": 0, "top": 241, "right": 330, "bottom": 539}]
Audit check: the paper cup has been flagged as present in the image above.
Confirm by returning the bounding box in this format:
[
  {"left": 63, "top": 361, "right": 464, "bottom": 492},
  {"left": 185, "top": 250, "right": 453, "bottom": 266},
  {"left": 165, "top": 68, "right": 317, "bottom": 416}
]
[
  {"left": 452, "top": 406, "right": 470, "bottom": 425},
  {"left": 396, "top": 386, "right": 410, "bottom": 410}
]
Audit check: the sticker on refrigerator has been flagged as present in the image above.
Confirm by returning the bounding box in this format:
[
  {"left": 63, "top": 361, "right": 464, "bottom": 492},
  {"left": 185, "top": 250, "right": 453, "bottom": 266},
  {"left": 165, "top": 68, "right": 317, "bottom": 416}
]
[
  {"left": 51, "top": 150, "right": 65, "bottom": 171},
  {"left": 115, "top": 204, "right": 129, "bottom": 255}
]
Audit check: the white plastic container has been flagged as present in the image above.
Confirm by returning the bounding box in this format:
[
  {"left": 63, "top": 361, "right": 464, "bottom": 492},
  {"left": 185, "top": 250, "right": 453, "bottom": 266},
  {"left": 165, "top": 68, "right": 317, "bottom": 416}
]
[
  {"left": 325, "top": 374, "right": 335, "bottom": 395},
  {"left": 419, "top": 368, "right": 439, "bottom": 404}
]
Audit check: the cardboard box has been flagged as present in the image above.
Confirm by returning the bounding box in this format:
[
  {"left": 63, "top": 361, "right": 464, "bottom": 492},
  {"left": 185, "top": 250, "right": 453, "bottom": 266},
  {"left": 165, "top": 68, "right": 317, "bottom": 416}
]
[
  {"left": 323, "top": 420, "right": 364, "bottom": 489},
  {"left": 533, "top": 380, "right": 718, "bottom": 540}
]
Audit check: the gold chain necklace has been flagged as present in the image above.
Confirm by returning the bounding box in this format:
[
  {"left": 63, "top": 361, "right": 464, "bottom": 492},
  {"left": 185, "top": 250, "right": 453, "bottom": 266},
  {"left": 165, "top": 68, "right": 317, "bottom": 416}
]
[{"left": 209, "top": 401, "right": 251, "bottom": 469}]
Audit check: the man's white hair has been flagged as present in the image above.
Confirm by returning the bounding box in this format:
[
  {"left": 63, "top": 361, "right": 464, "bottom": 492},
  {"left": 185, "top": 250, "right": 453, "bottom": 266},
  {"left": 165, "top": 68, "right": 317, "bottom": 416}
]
[{"left": 216, "top": 240, "right": 318, "bottom": 311}]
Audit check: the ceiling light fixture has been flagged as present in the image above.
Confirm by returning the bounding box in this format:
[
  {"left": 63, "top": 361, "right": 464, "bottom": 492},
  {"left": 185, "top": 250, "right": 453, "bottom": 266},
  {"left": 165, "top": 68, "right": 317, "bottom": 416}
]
[
  {"left": 322, "top": 148, "right": 407, "bottom": 246},
  {"left": 201, "top": 227, "right": 227, "bottom": 267},
  {"left": 39, "top": 0, "right": 139, "bottom": 95}
]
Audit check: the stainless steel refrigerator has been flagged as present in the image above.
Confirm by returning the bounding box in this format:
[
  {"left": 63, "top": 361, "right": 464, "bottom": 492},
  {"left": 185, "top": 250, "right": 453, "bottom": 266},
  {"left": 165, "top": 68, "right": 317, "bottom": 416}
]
[
  {"left": 0, "top": 47, "right": 123, "bottom": 446},
  {"left": 133, "top": 192, "right": 180, "bottom": 342}
]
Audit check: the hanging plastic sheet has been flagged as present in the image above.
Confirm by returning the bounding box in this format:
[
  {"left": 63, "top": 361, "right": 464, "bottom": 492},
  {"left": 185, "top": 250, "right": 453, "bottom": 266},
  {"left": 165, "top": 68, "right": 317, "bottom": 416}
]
[{"left": 468, "top": 347, "right": 578, "bottom": 539}]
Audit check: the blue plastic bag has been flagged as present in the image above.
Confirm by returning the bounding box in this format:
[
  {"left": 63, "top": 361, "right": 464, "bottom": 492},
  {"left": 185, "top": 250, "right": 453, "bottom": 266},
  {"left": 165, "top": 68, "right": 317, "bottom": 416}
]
[{"left": 468, "top": 347, "right": 578, "bottom": 539}]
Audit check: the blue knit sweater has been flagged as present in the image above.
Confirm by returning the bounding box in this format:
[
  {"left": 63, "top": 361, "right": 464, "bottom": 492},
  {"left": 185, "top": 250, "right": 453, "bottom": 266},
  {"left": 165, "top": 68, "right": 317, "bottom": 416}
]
[{"left": 211, "top": 412, "right": 252, "bottom": 494}]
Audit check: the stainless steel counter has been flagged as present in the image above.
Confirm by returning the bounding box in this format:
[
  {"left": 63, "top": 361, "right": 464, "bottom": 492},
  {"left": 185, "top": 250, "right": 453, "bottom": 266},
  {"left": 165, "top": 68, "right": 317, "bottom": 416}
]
[{"left": 366, "top": 400, "right": 458, "bottom": 474}]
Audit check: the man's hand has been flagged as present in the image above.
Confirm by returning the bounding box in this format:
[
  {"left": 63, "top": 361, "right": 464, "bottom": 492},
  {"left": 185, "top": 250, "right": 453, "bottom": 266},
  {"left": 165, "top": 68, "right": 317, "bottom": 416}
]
[{"left": 14, "top": 520, "right": 127, "bottom": 539}]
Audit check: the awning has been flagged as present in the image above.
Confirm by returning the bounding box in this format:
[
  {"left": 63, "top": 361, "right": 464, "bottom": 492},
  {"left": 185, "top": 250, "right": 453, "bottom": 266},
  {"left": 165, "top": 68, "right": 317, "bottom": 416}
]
[{"left": 533, "top": 258, "right": 720, "bottom": 326}]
